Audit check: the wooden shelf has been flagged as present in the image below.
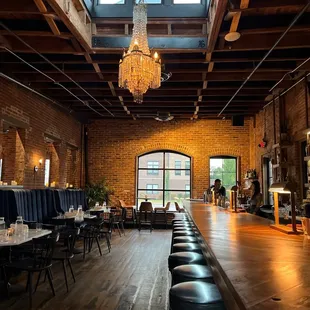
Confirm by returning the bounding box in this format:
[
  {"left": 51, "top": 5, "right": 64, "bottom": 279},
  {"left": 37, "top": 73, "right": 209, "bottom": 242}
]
[
  {"left": 272, "top": 142, "right": 291, "bottom": 149},
  {"left": 304, "top": 156, "right": 310, "bottom": 161}
]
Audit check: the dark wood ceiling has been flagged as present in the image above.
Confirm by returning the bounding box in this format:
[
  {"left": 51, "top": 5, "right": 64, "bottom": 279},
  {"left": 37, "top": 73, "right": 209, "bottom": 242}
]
[{"left": 0, "top": 0, "right": 310, "bottom": 121}]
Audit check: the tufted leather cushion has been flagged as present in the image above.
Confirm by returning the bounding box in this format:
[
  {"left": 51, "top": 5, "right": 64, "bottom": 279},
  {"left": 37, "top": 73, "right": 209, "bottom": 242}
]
[
  {"left": 173, "top": 230, "right": 195, "bottom": 237},
  {"left": 173, "top": 226, "right": 193, "bottom": 231},
  {"left": 172, "top": 219, "right": 189, "bottom": 224},
  {"left": 172, "top": 264, "right": 214, "bottom": 285},
  {"left": 172, "top": 243, "right": 203, "bottom": 254},
  {"left": 168, "top": 252, "right": 206, "bottom": 271},
  {"left": 169, "top": 281, "right": 225, "bottom": 310},
  {"left": 0, "top": 190, "right": 18, "bottom": 223},
  {"left": 173, "top": 236, "right": 198, "bottom": 244},
  {"left": 173, "top": 222, "right": 192, "bottom": 227},
  {"left": 54, "top": 189, "right": 87, "bottom": 213}
]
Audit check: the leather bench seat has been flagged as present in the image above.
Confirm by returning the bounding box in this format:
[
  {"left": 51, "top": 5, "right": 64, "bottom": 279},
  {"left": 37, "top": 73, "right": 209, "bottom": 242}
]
[
  {"left": 169, "top": 281, "right": 225, "bottom": 310},
  {"left": 172, "top": 264, "right": 214, "bottom": 285}
]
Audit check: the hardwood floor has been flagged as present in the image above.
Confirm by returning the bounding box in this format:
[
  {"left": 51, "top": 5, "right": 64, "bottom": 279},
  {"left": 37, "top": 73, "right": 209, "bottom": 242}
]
[{"left": 0, "top": 229, "right": 171, "bottom": 310}]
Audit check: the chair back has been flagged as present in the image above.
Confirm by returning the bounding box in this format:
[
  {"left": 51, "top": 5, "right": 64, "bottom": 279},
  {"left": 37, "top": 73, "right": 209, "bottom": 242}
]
[
  {"left": 119, "top": 200, "right": 127, "bottom": 208},
  {"left": 32, "top": 233, "right": 59, "bottom": 269},
  {"left": 140, "top": 201, "right": 153, "bottom": 212},
  {"left": 165, "top": 202, "right": 171, "bottom": 211},
  {"left": 175, "top": 202, "right": 180, "bottom": 211}
]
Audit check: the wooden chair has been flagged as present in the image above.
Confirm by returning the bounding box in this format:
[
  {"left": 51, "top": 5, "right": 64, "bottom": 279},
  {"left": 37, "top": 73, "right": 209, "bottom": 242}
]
[
  {"left": 138, "top": 201, "right": 153, "bottom": 232},
  {"left": 154, "top": 202, "right": 170, "bottom": 229},
  {"left": 175, "top": 202, "right": 185, "bottom": 213}
]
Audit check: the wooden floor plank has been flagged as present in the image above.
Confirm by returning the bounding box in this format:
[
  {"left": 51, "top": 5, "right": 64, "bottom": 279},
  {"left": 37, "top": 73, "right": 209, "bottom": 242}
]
[{"left": 0, "top": 229, "right": 171, "bottom": 310}]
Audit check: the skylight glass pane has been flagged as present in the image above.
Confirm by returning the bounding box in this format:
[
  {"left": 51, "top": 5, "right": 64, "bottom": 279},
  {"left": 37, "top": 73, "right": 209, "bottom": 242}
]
[
  {"left": 99, "top": 0, "right": 125, "bottom": 4},
  {"left": 173, "top": 0, "right": 200, "bottom": 3},
  {"left": 135, "top": 0, "right": 161, "bottom": 3}
]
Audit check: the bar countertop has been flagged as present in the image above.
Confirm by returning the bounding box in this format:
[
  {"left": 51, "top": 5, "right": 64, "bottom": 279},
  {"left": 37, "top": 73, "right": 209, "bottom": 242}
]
[{"left": 184, "top": 200, "right": 310, "bottom": 310}]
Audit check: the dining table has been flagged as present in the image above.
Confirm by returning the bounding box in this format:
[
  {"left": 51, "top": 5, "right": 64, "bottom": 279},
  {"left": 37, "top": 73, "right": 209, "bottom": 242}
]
[{"left": 0, "top": 229, "right": 51, "bottom": 247}]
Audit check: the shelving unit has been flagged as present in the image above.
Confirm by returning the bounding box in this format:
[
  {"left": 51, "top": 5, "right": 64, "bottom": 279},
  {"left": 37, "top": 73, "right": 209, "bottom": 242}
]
[{"left": 272, "top": 141, "right": 292, "bottom": 182}]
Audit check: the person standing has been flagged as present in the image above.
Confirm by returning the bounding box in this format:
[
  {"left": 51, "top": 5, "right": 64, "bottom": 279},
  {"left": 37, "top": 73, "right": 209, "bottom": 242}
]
[{"left": 249, "top": 180, "right": 263, "bottom": 214}]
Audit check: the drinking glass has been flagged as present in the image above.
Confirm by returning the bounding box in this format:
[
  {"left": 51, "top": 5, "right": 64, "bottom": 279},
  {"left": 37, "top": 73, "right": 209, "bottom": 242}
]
[
  {"left": 69, "top": 206, "right": 74, "bottom": 213},
  {"left": 15, "top": 216, "right": 23, "bottom": 236},
  {"left": 36, "top": 223, "right": 42, "bottom": 231},
  {"left": 78, "top": 205, "right": 83, "bottom": 211}
]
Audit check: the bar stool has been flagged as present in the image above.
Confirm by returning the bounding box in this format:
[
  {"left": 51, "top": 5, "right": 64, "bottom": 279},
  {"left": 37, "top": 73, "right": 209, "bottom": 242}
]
[
  {"left": 173, "top": 236, "right": 198, "bottom": 245},
  {"left": 171, "top": 264, "right": 214, "bottom": 285},
  {"left": 168, "top": 252, "right": 206, "bottom": 272},
  {"left": 171, "top": 230, "right": 196, "bottom": 252},
  {"left": 169, "top": 281, "right": 225, "bottom": 310},
  {"left": 172, "top": 243, "right": 203, "bottom": 254},
  {"left": 173, "top": 226, "right": 193, "bottom": 231},
  {"left": 173, "top": 230, "right": 195, "bottom": 237},
  {"left": 173, "top": 223, "right": 192, "bottom": 228},
  {"left": 172, "top": 218, "right": 189, "bottom": 224}
]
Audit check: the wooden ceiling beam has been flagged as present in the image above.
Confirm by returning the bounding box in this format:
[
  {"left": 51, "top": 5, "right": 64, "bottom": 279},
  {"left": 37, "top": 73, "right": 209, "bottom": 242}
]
[
  {"left": 0, "top": 30, "right": 73, "bottom": 39},
  {"left": 11, "top": 68, "right": 292, "bottom": 74},
  {"left": 219, "top": 25, "right": 310, "bottom": 36},
  {"left": 216, "top": 32, "right": 310, "bottom": 51},
  {"left": 0, "top": 56, "right": 305, "bottom": 64},
  {"left": 229, "top": 5, "right": 308, "bottom": 16},
  {"left": 93, "top": 18, "right": 208, "bottom": 25},
  {"left": 206, "top": 0, "right": 228, "bottom": 54},
  {"left": 33, "top": 0, "right": 61, "bottom": 36},
  {"left": 46, "top": 0, "right": 92, "bottom": 52},
  {"left": 14, "top": 71, "right": 285, "bottom": 82}
]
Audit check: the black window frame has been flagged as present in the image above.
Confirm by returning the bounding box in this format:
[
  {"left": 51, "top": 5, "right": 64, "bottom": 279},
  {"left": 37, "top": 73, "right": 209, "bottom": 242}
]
[
  {"left": 147, "top": 160, "right": 159, "bottom": 175},
  {"left": 209, "top": 156, "right": 237, "bottom": 192},
  {"left": 137, "top": 150, "right": 191, "bottom": 207},
  {"left": 175, "top": 160, "right": 181, "bottom": 176}
]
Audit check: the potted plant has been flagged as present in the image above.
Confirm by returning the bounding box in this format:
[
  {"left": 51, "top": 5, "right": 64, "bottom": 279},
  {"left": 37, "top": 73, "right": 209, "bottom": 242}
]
[{"left": 85, "top": 179, "right": 114, "bottom": 208}]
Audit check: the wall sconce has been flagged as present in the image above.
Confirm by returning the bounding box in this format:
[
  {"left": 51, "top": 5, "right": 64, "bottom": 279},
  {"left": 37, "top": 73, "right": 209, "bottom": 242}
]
[{"left": 34, "top": 158, "right": 43, "bottom": 173}]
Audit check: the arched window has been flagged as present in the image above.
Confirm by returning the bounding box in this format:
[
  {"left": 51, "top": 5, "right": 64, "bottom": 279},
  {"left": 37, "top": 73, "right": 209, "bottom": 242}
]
[
  {"left": 209, "top": 156, "right": 237, "bottom": 192},
  {"left": 137, "top": 151, "right": 191, "bottom": 208}
]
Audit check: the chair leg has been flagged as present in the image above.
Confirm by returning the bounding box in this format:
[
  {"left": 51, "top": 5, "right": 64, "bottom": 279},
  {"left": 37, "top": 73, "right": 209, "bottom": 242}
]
[
  {"left": 121, "top": 221, "right": 125, "bottom": 235},
  {"left": 105, "top": 234, "right": 111, "bottom": 252},
  {"left": 95, "top": 236, "right": 102, "bottom": 256},
  {"left": 67, "top": 259, "right": 76, "bottom": 283},
  {"left": 83, "top": 238, "right": 86, "bottom": 260},
  {"left": 34, "top": 271, "right": 42, "bottom": 293},
  {"left": 3, "top": 267, "right": 9, "bottom": 298},
  {"left": 116, "top": 223, "right": 121, "bottom": 237},
  {"left": 62, "top": 260, "right": 69, "bottom": 292},
  {"left": 28, "top": 272, "right": 33, "bottom": 309},
  {"left": 46, "top": 268, "right": 55, "bottom": 296}
]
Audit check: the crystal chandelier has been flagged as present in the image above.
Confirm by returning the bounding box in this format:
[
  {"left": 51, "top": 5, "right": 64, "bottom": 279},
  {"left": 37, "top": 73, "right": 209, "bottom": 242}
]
[{"left": 118, "top": 0, "right": 161, "bottom": 104}]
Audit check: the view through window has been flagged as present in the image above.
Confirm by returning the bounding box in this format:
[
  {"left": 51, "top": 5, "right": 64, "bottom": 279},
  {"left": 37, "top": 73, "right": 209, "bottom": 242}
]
[
  {"left": 210, "top": 156, "right": 237, "bottom": 194},
  {"left": 137, "top": 151, "right": 191, "bottom": 208}
]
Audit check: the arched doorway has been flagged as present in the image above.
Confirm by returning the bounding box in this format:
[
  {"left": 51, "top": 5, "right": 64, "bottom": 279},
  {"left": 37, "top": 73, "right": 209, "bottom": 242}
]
[{"left": 136, "top": 151, "right": 191, "bottom": 208}]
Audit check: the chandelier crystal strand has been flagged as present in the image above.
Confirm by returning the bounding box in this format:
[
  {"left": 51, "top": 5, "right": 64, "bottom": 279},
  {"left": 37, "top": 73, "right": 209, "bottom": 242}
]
[{"left": 118, "top": 0, "right": 161, "bottom": 104}]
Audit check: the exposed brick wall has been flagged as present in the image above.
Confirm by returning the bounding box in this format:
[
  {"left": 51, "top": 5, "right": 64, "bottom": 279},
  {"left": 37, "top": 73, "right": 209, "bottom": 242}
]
[
  {"left": 87, "top": 119, "right": 253, "bottom": 205},
  {"left": 252, "top": 81, "right": 310, "bottom": 204},
  {"left": 0, "top": 77, "right": 82, "bottom": 189}
]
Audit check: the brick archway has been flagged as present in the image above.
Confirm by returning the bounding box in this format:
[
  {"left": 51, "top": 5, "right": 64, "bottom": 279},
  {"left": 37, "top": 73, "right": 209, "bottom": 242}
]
[{"left": 136, "top": 143, "right": 193, "bottom": 158}]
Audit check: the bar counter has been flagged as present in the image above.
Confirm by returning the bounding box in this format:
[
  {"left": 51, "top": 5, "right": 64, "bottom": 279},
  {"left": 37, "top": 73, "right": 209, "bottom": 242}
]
[{"left": 184, "top": 200, "right": 310, "bottom": 310}]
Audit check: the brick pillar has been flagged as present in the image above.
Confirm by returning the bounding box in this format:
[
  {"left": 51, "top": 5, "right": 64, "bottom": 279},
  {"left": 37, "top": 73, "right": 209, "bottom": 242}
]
[
  {"left": 55, "top": 142, "right": 67, "bottom": 188},
  {"left": 1, "top": 128, "right": 17, "bottom": 183}
]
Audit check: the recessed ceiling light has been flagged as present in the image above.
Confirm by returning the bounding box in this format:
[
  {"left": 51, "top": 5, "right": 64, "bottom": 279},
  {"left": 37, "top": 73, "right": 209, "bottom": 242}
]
[{"left": 224, "top": 31, "right": 241, "bottom": 42}]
